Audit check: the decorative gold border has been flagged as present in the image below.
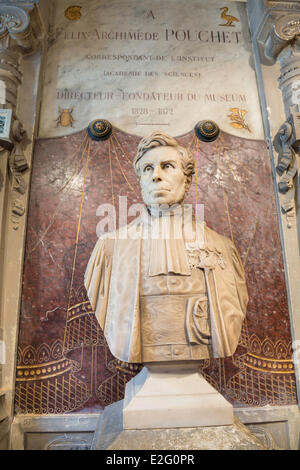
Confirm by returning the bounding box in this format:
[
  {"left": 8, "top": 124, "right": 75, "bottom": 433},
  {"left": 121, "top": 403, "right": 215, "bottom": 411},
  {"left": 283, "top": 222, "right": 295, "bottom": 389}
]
[
  {"left": 16, "top": 358, "right": 71, "bottom": 381},
  {"left": 245, "top": 353, "right": 294, "bottom": 374}
]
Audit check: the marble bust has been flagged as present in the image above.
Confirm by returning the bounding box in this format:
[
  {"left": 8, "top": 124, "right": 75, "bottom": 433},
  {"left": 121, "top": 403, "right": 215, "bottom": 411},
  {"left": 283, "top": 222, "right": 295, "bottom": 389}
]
[{"left": 85, "top": 132, "right": 248, "bottom": 364}]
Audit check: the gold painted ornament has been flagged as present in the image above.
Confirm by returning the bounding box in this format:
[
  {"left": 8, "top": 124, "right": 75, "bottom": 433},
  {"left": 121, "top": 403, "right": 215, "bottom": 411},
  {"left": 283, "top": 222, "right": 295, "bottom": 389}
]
[
  {"left": 55, "top": 107, "right": 75, "bottom": 128},
  {"left": 228, "top": 108, "right": 251, "bottom": 132},
  {"left": 219, "top": 7, "right": 239, "bottom": 27},
  {"left": 194, "top": 120, "right": 220, "bottom": 142},
  {"left": 88, "top": 119, "right": 112, "bottom": 141},
  {"left": 64, "top": 5, "right": 82, "bottom": 21}
]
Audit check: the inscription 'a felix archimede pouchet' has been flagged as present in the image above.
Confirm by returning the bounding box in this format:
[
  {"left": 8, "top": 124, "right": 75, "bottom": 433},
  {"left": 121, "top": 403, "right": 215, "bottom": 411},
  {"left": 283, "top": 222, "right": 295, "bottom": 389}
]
[
  {"left": 39, "top": 0, "right": 264, "bottom": 139},
  {"left": 85, "top": 133, "right": 248, "bottom": 364},
  {"left": 63, "top": 29, "right": 242, "bottom": 44}
]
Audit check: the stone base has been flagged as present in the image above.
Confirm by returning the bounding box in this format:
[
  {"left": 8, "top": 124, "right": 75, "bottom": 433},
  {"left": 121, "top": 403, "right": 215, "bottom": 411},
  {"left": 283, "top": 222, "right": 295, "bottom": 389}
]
[
  {"left": 92, "top": 400, "right": 266, "bottom": 450},
  {"left": 123, "top": 364, "right": 233, "bottom": 429}
]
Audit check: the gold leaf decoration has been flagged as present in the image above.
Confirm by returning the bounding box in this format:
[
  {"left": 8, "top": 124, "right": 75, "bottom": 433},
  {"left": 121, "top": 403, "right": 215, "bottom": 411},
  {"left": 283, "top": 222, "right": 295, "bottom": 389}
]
[
  {"left": 227, "top": 108, "right": 251, "bottom": 132},
  {"left": 231, "top": 122, "right": 244, "bottom": 129}
]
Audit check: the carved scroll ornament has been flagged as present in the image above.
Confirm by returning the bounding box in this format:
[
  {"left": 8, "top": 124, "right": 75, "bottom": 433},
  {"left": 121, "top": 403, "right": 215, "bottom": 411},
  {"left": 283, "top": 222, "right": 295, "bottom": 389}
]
[
  {"left": 264, "top": 13, "right": 300, "bottom": 63},
  {"left": 3, "top": 119, "right": 29, "bottom": 229},
  {"left": 275, "top": 14, "right": 300, "bottom": 42},
  {"left": 273, "top": 113, "right": 300, "bottom": 226},
  {"left": 0, "top": 4, "right": 39, "bottom": 53}
]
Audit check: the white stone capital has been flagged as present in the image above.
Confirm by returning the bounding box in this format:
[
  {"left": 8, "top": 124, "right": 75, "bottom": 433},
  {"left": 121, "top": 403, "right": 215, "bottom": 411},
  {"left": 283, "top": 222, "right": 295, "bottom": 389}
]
[
  {"left": 264, "top": 14, "right": 300, "bottom": 63},
  {"left": 0, "top": 2, "right": 43, "bottom": 54}
]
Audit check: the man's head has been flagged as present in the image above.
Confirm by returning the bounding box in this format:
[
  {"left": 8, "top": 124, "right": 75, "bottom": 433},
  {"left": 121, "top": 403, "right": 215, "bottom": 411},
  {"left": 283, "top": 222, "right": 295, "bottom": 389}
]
[{"left": 133, "top": 132, "right": 195, "bottom": 206}]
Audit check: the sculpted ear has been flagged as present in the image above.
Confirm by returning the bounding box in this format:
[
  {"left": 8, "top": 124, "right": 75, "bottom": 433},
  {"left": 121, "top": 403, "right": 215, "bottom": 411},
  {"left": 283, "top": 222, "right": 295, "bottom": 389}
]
[{"left": 185, "top": 175, "right": 192, "bottom": 193}]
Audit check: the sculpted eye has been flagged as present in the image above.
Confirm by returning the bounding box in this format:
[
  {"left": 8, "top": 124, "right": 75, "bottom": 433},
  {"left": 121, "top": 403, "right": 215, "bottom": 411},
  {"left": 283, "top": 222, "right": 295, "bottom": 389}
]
[
  {"left": 144, "top": 165, "right": 152, "bottom": 172},
  {"left": 163, "top": 163, "right": 174, "bottom": 169}
]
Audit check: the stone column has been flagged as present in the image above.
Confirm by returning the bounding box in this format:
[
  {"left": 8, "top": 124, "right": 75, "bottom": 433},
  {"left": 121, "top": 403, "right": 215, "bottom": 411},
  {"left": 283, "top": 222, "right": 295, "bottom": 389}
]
[
  {"left": 247, "top": 0, "right": 300, "bottom": 404},
  {"left": 263, "top": 11, "right": 300, "bottom": 227},
  {"left": 0, "top": 1, "right": 46, "bottom": 449}
]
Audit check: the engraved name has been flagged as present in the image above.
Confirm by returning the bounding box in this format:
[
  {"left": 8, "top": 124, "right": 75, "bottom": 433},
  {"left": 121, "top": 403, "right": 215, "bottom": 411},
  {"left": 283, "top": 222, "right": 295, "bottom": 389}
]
[{"left": 62, "top": 29, "right": 242, "bottom": 44}]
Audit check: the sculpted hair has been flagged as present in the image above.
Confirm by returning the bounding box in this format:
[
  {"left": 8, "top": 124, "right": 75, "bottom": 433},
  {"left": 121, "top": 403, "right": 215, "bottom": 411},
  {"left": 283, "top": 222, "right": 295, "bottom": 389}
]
[{"left": 133, "top": 132, "right": 195, "bottom": 181}]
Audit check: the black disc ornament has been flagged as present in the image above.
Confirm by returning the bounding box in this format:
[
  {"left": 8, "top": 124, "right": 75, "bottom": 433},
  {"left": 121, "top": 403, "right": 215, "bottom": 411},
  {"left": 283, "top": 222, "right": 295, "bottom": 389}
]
[
  {"left": 88, "top": 119, "right": 112, "bottom": 141},
  {"left": 194, "top": 120, "right": 220, "bottom": 142}
]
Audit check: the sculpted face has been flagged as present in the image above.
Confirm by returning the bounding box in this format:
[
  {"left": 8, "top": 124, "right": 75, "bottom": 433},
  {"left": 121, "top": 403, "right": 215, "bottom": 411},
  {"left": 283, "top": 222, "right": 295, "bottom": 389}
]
[{"left": 139, "top": 146, "right": 187, "bottom": 206}]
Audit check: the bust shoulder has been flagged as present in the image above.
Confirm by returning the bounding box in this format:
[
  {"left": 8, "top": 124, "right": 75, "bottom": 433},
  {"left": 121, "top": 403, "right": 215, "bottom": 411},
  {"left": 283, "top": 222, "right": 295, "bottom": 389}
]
[
  {"left": 203, "top": 224, "right": 234, "bottom": 251},
  {"left": 98, "top": 215, "right": 143, "bottom": 256}
]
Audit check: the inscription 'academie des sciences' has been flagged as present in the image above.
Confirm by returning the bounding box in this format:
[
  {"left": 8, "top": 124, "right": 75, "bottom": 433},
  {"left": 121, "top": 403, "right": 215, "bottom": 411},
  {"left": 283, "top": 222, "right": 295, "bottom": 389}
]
[{"left": 62, "top": 29, "right": 242, "bottom": 44}]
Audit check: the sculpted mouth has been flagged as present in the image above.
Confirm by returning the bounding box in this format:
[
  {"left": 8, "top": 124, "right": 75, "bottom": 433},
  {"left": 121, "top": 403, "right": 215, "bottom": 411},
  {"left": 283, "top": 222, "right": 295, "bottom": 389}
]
[{"left": 151, "top": 188, "right": 170, "bottom": 193}]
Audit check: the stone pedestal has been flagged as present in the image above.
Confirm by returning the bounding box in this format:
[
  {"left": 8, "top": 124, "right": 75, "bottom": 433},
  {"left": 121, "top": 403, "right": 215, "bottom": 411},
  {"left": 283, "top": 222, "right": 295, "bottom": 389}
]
[
  {"left": 92, "top": 364, "right": 266, "bottom": 450},
  {"left": 92, "top": 400, "right": 265, "bottom": 450},
  {"left": 123, "top": 364, "right": 233, "bottom": 429}
]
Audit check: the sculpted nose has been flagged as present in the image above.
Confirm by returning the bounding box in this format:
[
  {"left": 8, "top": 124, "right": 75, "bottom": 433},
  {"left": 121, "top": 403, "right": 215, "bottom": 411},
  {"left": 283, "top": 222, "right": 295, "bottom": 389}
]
[{"left": 152, "top": 166, "right": 162, "bottom": 182}]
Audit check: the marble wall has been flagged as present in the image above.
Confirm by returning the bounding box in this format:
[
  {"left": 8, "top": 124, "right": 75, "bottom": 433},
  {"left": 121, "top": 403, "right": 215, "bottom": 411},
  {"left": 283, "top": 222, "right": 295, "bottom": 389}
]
[{"left": 15, "top": 127, "right": 297, "bottom": 413}]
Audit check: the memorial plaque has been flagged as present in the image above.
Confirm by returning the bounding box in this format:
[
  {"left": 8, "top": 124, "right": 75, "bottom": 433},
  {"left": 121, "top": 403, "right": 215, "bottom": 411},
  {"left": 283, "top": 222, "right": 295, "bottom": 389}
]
[{"left": 40, "top": 0, "right": 263, "bottom": 139}]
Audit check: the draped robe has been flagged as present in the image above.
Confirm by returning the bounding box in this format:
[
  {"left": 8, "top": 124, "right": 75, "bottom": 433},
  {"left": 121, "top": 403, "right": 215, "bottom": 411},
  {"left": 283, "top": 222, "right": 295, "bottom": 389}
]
[{"left": 84, "top": 208, "right": 248, "bottom": 363}]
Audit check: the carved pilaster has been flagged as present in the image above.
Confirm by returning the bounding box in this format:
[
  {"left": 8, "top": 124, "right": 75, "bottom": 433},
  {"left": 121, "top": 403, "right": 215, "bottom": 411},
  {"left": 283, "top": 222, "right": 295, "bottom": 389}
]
[
  {"left": 273, "top": 111, "right": 300, "bottom": 226},
  {"left": 271, "top": 17, "right": 300, "bottom": 226},
  {"left": 277, "top": 40, "right": 300, "bottom": 115},
  {"left": 0, "top": 48, "right": 22, "bottom": 111},
  {"left": 0, "top": 3, "right": 43, "bottom": 112},
  {"left": 0, "top": 2, "right": 44, "bottom": 228},
  {"left": 263, "top": 13, "right": 300, "bottom": 116},
  {"left": 248, "top": 1, "right": 300, "bottom": 226},
  {"left": 8, "top": 119, "right": 29, "bottom": 229}
]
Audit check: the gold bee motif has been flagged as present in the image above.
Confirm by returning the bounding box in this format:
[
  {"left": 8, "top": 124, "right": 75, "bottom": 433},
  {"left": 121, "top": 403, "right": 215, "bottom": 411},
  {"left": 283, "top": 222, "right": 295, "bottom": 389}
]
[
  {"left": 64, "top": 5, "right": 82, "bottom": 21},
  {"left": 55, "top": 107, "right": 75, "bottom": 128},
  {"left": 228, "top": 108, "right": 251, "bottom": 132}
]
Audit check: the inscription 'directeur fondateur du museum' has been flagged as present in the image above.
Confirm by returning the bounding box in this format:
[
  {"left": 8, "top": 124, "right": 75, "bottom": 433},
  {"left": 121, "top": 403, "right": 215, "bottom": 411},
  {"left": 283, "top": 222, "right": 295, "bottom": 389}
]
[{"left": 40, "top": 0, "right": 263, "bottom": 139}]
